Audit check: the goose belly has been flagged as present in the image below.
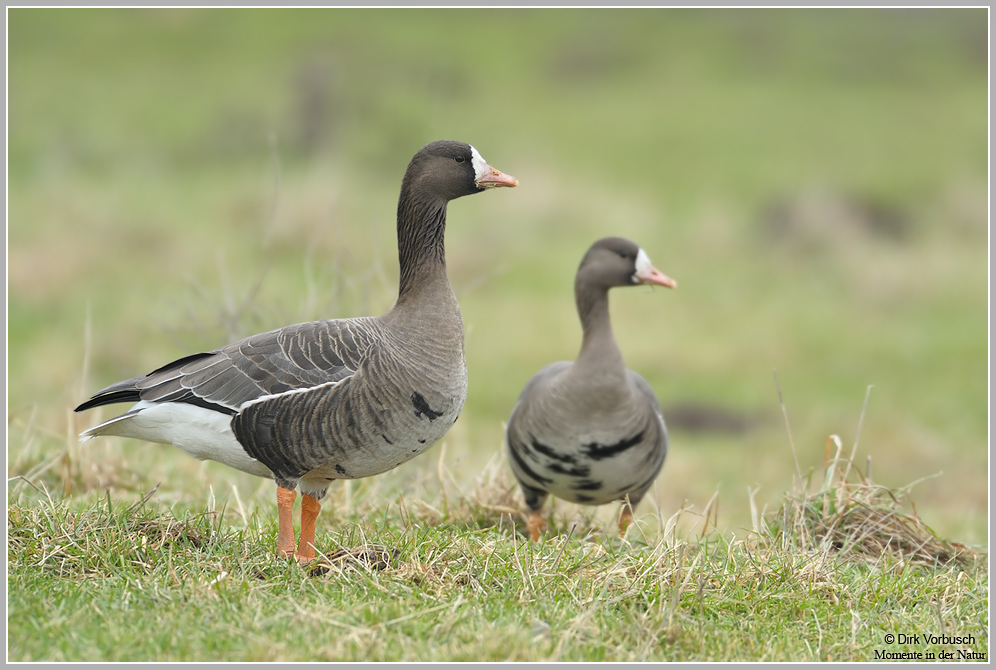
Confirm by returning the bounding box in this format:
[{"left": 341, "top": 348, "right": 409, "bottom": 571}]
[
  {"left": 303, "top": 387, "right": 465, "bottom": 481},
  {"left": 509, "top": 422, "right": 665, "bottom": 506},
  {"left": 542, "top": 447, "right": 657, "bottom": 505}
]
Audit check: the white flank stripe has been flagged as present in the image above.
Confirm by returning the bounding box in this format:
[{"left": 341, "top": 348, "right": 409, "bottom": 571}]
[{"left": 239, "top": 379, "right": 342, "bottom": 410}]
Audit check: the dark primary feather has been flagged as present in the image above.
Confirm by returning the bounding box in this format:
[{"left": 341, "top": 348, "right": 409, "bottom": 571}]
[{"left": 74, "top": 384, "right": 145, "bottom": 412}]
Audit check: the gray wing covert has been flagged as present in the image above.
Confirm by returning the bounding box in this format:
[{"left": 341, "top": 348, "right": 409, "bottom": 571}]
[{"left": 134, "top": 318, "right": 376, "bottom": 413}]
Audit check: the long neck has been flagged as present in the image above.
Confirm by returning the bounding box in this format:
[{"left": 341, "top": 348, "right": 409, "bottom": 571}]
[
  {"left": 394, "top": 186, "right": 450, "bottom": 309},
  {"left": 573, "top": 282, "right": 627, "bottom": 381}
]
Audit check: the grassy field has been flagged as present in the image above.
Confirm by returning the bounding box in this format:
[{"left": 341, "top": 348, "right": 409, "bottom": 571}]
[
  {"left": 7, "top": 8, "right": 989, "bottom": 662},
  {"left": 7, "top": 454, "right": 988, "bottom": 662}
]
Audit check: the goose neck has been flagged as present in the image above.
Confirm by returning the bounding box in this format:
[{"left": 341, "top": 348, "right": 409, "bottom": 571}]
[
  {"left": 574, "top": 286, "right": 626, "bottom": 375},
  {"left": 395, "top": 193, "right": 449, "bottom": 304}
]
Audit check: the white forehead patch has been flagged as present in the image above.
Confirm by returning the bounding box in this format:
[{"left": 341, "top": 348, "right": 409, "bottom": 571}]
[
  {"left": 633, "top": 248, "right": 653, "bottom": 283},
  {"left": 470, "top": 145, "right": 490, "bottom": 182}
]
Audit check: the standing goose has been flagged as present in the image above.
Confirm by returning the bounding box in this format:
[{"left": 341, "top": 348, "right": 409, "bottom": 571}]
[
  {"left": 76, "top": 140, "right": 518, "bottom": 563},
  {"left": 505, "top": 237, "right": 675, "bottom": 542}
]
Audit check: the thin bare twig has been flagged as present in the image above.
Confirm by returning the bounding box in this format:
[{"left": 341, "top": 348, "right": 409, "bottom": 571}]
[{"left": 773, "top": 370, "right": 802, "bottom": 480}]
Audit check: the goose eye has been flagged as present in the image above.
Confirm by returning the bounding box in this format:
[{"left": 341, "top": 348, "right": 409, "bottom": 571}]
[{"left": 455, "top": 155, "right": 466, "bottom": 164}]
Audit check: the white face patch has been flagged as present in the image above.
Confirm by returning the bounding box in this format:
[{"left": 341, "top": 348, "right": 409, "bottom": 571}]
[
  {"left": 633, "top": 248, "right": 653, "bottom": 283},
  {"left": 470, "top": 145, "right": 490, "bottom": 183}
]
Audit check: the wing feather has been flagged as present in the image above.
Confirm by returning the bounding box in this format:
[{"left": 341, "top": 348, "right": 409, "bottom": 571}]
[{"left": 78, "top": 317, "right": 382, "bottom": 413}]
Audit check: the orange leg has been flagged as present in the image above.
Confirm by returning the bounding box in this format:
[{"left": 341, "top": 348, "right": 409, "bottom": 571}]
[
  {"left": 618, "top": 503, "right": 634, "bottom": 537},
  {"left": 276, "top": 486, "right": 298, "bottom": 559},
  {"left": 527, "top": 510, "right": 545, "bottom": 542},
  {"left": 297, "top": 493, "right": 322, "bottom": 565}
]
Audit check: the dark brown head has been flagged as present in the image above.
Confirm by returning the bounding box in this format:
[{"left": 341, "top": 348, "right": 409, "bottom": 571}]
[
  {"left": 401, "top": 140, "right": 518, "bottom": 203},
  {"left": 576, "top": 237, "right": 677, "bottom": 291}
]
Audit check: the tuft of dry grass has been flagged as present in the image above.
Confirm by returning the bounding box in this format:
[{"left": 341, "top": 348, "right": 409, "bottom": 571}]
[
  {"left": 8, "top": 485, "right": 213, "bottom": 579},
  {"left": 308, "top": 544, "right": 400, "bottom": 576},
  {"left": 433, "top": 449, "right": 608, "bottom": 542},
  {"left": 754, "top": 432, "right": 975, "bottom": 568},
  {"left": 743, "top": 382, "right": 979, "bottom": 572},
  {"left": 133, "top": 516, "right": 206, "bottom": 551}
]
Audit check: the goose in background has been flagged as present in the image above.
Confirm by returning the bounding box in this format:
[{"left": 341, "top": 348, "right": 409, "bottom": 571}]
[
  {"left": 505, "top": 237, "right": 675, "bottom": 542},
  {"left": 76, "top": 140, "right": 518, "bottom": 563}
]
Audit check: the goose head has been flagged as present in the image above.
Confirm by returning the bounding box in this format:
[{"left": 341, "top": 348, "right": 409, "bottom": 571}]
[
  {"left": 402, "top": 140, "right": 518, "bottom": 203},
  {"left": 577, "top": 237, "right": 677, "bottom": 291}
]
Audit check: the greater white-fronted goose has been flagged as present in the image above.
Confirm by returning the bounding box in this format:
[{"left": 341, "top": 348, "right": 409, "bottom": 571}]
[
  {"left": 76, "top": 140, "right": 518, "bottom": 563},
  {"left": 505, "top": 237, "right": 675, "bottom": 542}
]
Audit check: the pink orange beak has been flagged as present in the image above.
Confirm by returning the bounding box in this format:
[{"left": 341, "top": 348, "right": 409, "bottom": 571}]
[
  {"left": 636, "top": 266, "right": 677, "bottom": 289},
  {"left": 475, "top": 166, "right": 519, "bottom": 189}
]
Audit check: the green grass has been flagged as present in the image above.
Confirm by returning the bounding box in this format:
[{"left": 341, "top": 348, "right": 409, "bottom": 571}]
[
  {"left": 7, "top": 446, "right": 987, "bottom": 662},
  {"left": 7, "top": 8, "right": 988, "bottom": 661}
]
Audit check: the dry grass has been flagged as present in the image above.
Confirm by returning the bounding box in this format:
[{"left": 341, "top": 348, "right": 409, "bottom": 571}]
[
  {"left": 743, "top": 385, "right": 977, "bottom": 576},
  {"left": 757, "top": 433, "right": 974, "bottom": 568}
]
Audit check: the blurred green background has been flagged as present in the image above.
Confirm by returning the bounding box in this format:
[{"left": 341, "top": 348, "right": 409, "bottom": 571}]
[{"left": 8, "top": 8, "right": 988, "bottom": 543}]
